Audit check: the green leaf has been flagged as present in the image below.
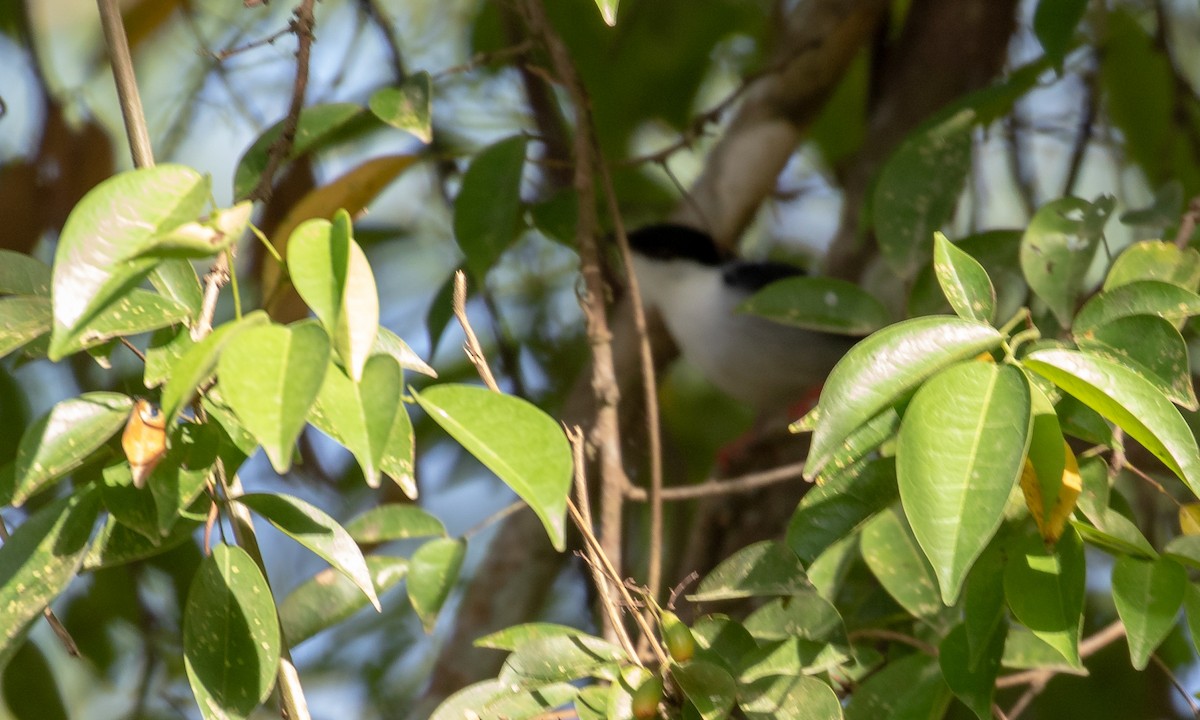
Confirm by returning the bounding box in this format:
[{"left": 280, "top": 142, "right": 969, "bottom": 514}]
[
  {"left": 593, "top": 0, "right": 618, "bottom": 25},
  {"left": 844, "top": 653, "right": 951, "bottom": 720},
  {"left": 368, "top": 72, "right": 433, "bottom": 143},
  {"left": 1105, "top": 240, "right": 1200, "bottom": 292},
  {"left": 691, "top": 615, "right": 759, "bottom": 674},
  {"left": 238, "top": 492, "right": 380, "bottom": 610},
  {"left": 806, "top": 316, "right": 1003, "bottom": 479},
  {"left": 1004, "top": 527, "right": 1086, "bottom": 667},
  {"left": 452, "top": 136, "right": 527, "bottom": 279},
  {"left": 82, "top": 516, "right": 199, "bottom": 570},
  {"left": 0, "top": 490, "right": 101, "bottom": 654},
  {"left": 475, "top": 623, "right": 590, "bottom": 651},
  {"left": 1072, "top": 513, "right": 1158, "bottom": 559},
  {"left": 379, "top": 399, "right": 417, "bottom": 499},
  {"left": 12, "top": 392, "right": 132, "bottom": 506},
  {"left": 161, "top": 312, "right": 270, "bottom": 424},
  {"left": 573, "top": 685, "right": 607, "bottom": 720},
  {"left": 874, "top": 109, "right": 975, "bottom": 279},
  {"left": 146, "top": 423, "right": 217, "bottom": 536},
  {"left": 279, "top": 555, "right": 408, "bottom": 646},
  {"left": 51, "top": 288, "right": 191, "bottom": 358},
  {"left": 1075, "top": 315, "right": 1197, "bottom": 410},
  {"left": 149, "top": 258, "right": 204, "bottom": 317},
  {"left": 430, "top": 680, "right": 506, "bottom": 720},
  {"left": 0, "top": 250, "right": 51, "bottom": 296},
  {"left": 1073, "top": 280, "right": 1200, "bottom": 333},
  {"left": 497, "top": 635, "right": 625, "bottom": 686},
  {"left": 690, "top": 541, "right": 810, "bottom": 602},
  {"left": 739, "top": 277, "right": 889, "bottom": 335},
  {"left": 233, "top": 103, "right": 364, "bottom": 199},
  {"left": 740, "top": 675, "right": 842, "bottom": 720},
  {"left": 144, "top": 325, "right": 195, "bottom": 389},
  {"left": 786, "top": 458, "right": 898, "bottom": 565},
  {"left": 738, "top": 637, "right": 841, "bottom": 681},
  {"left": 897, "top": 362, "right": 1031, "bottom": 604},
  {"left": 49, "top": 165, "right": 208, "bottom": 359},
  {"left": 672, "top": 660, "right": 736, "bottom": 720},
  {"left": 1, "top": 641, "right": 68, "bottom": 720},
  {"left": 963, "top": 542, "right": 1007, "bottom": 669},
  {"left": 860, "top": 507, "right": 942, "bottom": 619},
  {"left": 1019, "top": 195, "right": 1113, "bottom": 326},
  {"left": 216, "top": 321, "right": 329, "bottom": 473},
  {"left": 345, "top": 504, "right": 445, "bottom": 543},
  {"left": 183, "top": 544, "right": 281, "bottom": 719},
  {"left": 909, "top": 230, "right": 1025, "bottom": 323},
  {"left": 484, "top": 682, "right": 579, "bottom": 718},
  {"left": 1001, "top": 625, "right": 1088, "bottom": 674},
  {"left": 0, "top": 296, "right": 51, "bottom": 358},
  {"left": 1111, "top": 555, "right": 1186, "bottom": 670},
  {"left": 413, "top": 384, "right": 571, "bottom": 551},
  {"left": 425, "top": 271, "right": 457, "bottom": 357},
  {"left": 1165, "top": 536, "right": 1200, "bottom": 569},
  {"left": 407, "top": 537, "right": 465, "bottom": 632},
  {"left": 1024, "top": 348, "right": 1200, "bottom": 498},
  {"left": 100, "top": 462, "right": 160, "bottom": 542},
  {"left": 1033, "top": 0, "right": 1087, "bottom": 68},
  {"left": 743, "top": 591, "right": 848, "bottom": 655},
  {"left": 309, "top": 355, "right": 402, "bottom": 487},
  {"left": 1184, "top": 583, "right": 1200, "bottom": 655},
  {"left": 373, "top": 326, "right": 437, "bottom": 378},
  {"left": 939, "top": 622, "right": 1004, "bottom": 720},
  {"left": 287, "top": 211, "right": 379, "bottom": 381},
  {"left": 932, "top": 232, "right": 995, "bottom": 323}
]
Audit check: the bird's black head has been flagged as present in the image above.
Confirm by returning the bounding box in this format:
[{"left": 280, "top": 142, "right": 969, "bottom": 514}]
[{"left": 626, "top": 224, "right": 727, "bottom": 267}]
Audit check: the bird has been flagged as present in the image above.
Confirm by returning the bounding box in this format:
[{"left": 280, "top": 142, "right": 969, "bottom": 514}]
[{"left": 627, "top": 223, "right": 857, "bottom": 413}]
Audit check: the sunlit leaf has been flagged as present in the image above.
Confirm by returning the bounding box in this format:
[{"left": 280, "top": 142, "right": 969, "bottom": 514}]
[
  {"left": 161, "top": 312, "right": 270, "bottom": 424},
  {"left": 238, "top": 492, "right": 380, "bottom": 610},
  {"left": 51, "top": 288, "right": 190, "bottom": 358},
  {"left": 13, "top": 392, "right": 132, "bottom": 506},
  {"left": 368, "top": 72, "right": 432, "bottom": 143},
  {"left": 806, "top": 317, "right": 1003, "bottom": 479},
  {"left": 308, "top": 355, "right": 402, "bottom": 487},
  {"left": 345, "top": 504, "right": 445, "bottom": 543},
  {"left": 1019, "top": 195, "right": 1113, "bottom": 326},
  {"left": 1073, "top": 280, "right": 1200, "bottom": 333},
  {"left": 496, "top": 634, "right": 624, "bottom": 686},
  {"left": 932, "top": 231, "right": 995, "bottom": 323},
  {"left": 1104, "top": 240, "right": 1200, "bottom": 292},
  {"left": 0, "top": 296, "right": 51, "bottom": 358},
  {"left": 280, "top": 555, "right": 408, "bottom": 646},
  {"left": 413, "top": 384, "right": 571, "bottom": 550},
  {"left": 672, "top": 660, "right": 736, "bottom": 720},
  {"left": 860, "top": 507, "right": 942, "bottom": 619},
  {"left": 475, "top": 623, "right": 590, "bottom": 651},
  {"left": 1075, "top": 315, "right": 1197, "bottom": 410},
  {"left": 1004, "top": 527, "right": 1085, "bottom": 666},
  {"left": 691, "top": 541, "right": 810, "bottom": 602},
  {"left": 1111, "top": 555, "right": 1186, "bottom": 670},
  {"left": 183, "top": 544, "right": 280, "bottom": 719},
  {"left": 0, "top": 250, "right": 51, "bottom": 296}
]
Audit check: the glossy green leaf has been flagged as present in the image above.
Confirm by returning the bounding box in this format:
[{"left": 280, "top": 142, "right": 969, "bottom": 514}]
[
  {"left": 0, "top": 296, "right": 51, "bottom": 358},
  {"left": 452, "top": 135, "right": 527, "bottom": 279},
  {"left": 216, "top": 321, "right": 329, "bottom": 473},
  {"left": 1025, "top": 348, "right": 1200, "bottom": 497},
  {"left": 0, "top": 250, "right": 51, "bottom": 296},
  {"left": 407, "top": 537, "right": 465, "bottom": 632},
  {"left": 897, "top": 362, "right": 1031, "bottom": 604},
  {"left": 345, "top": 504, "right": 445, "bottom": 543},
  {"left": 379, "top": 399, "right": 417, "bottom": 499},
  {"left": 413, "top": 384, "right": 571, "bottom": 550},
  {"left": 860, "top": 507, "right": 942, "bottom": 619},
  {"left": 909, "top": 229, "right": 1025, "bottom": 324},
  {"left": 129, "top": 203, "right": 247, "bottom": 260},
  {"left": 484, "top": 682, "right": 579, "bottom": 717},
  {"left": 1001, "top": 625, "right": 1088, "bottom": 674},
  {"left": 1072, "top": 512, "right": 1158, "bottom": 559},
  {"left": 806, "top": 317, "right": 1003, "bottom": 479},
  {"left": 933, "top": 232, "right": 995, "bottom": 323},
  {"left": 309, "top": 355, "right": 402, "bottom": 487},
  {"left": 12, "top": 392, "right": 132, "bottom": 506},
  {"left": 288, "top": 211, "right": 379, "bottom": 381},
  {"left": 738, "top": 636, "right": 841, "bottom": 681},
  {"left": 691, "top": 615, "right": 759, "bottom": 673},
  {"left": 1105, "top": 240, "right": 1200, "bottom": 292},
  {"left": 672, "top": 659, "right": 736, "bottom": 720},
  {"left": 1019, "top": 195, "right": 1113, "bottom": 326},
  {"left": 374, "top": 326, "right": 437, "bottom": 377},
  {"left": 475, "top": 623, "right": 590, "bottom": 651},
  {"left": 593, "top": 0, "right": 618, "bottom": 25},
  {"left": 144, "top": 325, "right": 194, "bottom": 389},
  {"left": 739, "top": 277, "right": 889, "bottom": 335},
  {"left": 844, "top": 653, "right": 951, "bottom": 720},
  {"left": 51, "top": 288, "right": 190, "bottom": 358},
  {"left": 1004, "top": 527, "right": 1085, "bottom": 666},
  {"left": 368, "top": 72, "right": 432, "bottom": 143},
  {"left": 691, "top": 541, "right": 809, "bottom": 602},
  {"left": 743, "top": 591, "right": 848, "bottom": 655},
  {"left": 149, "top": 258, "right": 204, "bottom": 317},
  {"left": 739, "top": 675, "right": 841, "bottom": 720},
  {"left": 787, "top": 458, "right": 898, "bottom": 565},
  {"left": 803, "top": 408, "right": 899, "bottom": 485},
  {"left": 82, "top": 516, "right": 199, "bottom": 570},
  {"left": 1, "top": 640, "right": 68, "bottom": 720},
  {"left": 100, "top": 462, "right": 160, "bottom": 542},
  {"left": 183, "top": 544, "right": 280, "bottom": 719},
  {"left": 939, "top": 622, "right": 1004, "bottom": 720},
  {"left": 161, "top": 312, "right": 270, "bottom": 423},
  {"left": 238, "top": 492, "right": 379, "bottom": 610},
  {"left": 233, "top": 103, "right": 364, "bottom": 199},
  {"left": 874, "top": 109, "right": 974, "bottom": 279},
  {"left": 430, "top": 680, "right": 506, "bottom": 720},
  {"left": 0, "top": 490, "right": 100, "bottom": 653},
  {"left": 497, "top": 634, "right": 625, "bottom": 686},
  {"left": 1165, "top": 536, "right": 1200, "bottom": 570},
  {"left": 49, "top": 165, "right": 208, "bottom": 359},
  {"left": 279, "top": 555, "right": 408, "bottom": 646},
  {"left": 1075, "top": 315, "right": 1197, "bottom": 410},
  {"left": 1073, "top": 280, "right": 1200, "bottom": 333},
  {"left": 1033, "top": 0, "right": 1086, "bottom": 68},
  {"left": 1111, "top": 555, "right": 1186, "bottom": 670},
  {"left": 145, "top": 423, "right": 217, "bottom": 535}
]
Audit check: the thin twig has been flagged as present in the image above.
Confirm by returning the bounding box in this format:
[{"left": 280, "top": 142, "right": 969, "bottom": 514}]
[
  {"left": 432, "top": 40, "right": 535, "bottom": 81},
  {"left": 625, "top": 460, "right": 807, "bottom": 502},
  {"left": 1150, "top": 652, "right": 1200, "bottom": 717},
  {"left": 452, "top": 270, "right": 501, "bottom": 392},
  {"left": 999, "top": 620, "right": 1126, "bottom": 720},
  {"left": 209, "top": 24, "right": 293, "bottom": 60},
  {"left": 519, "top": 0, "right": 631, "bottom": 609},
  {"left": 1123, "top": 460, "right": 1184, "bottom": 508},
  {"left": 846, "top": 628, "right": 938, "bottom": 656},
  {"left": 96, "top": 0, "right": 154, "bottom": 167},
  {"left": 1175, "top": 196, "right": 1200, "bottom": 249}
]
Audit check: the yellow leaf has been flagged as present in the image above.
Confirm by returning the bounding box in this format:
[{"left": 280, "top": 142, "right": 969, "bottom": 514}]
[
  {"left": 1180, "top": 503, "right": 1200, "bottom": 535},
  {"left": 1020, "top": 440, "right": 1082, "bottom": 544}
]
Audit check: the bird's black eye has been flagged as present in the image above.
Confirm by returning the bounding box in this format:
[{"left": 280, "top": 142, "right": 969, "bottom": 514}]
[{"left": 627, "top": 224, "right": 725, "bottom": 266}]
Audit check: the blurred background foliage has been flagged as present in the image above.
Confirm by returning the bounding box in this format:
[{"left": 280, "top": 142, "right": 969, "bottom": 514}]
[{"left": 2, "top": 0, "right": 1200, "bottom": 718}]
